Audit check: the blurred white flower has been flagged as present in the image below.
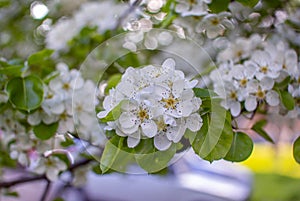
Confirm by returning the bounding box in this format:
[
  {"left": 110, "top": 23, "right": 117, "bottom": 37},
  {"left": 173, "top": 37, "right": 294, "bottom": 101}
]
[
  {"left": 245, "top": 77, "right": 279, "bottom": 111},
  {"left": 196, "top": 12, "right": 234, "bottom": 39},
  {"left": 175, "top": 0, "right": 210, "bottom": 17},
  {"left": 34, "top": 156, "right": 67, "bottom": 181}
]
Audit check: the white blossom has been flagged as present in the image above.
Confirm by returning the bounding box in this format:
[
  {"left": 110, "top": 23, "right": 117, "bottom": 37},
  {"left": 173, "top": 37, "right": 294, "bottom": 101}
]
[{"left": 98, "top": 58, "right": 202, "bottom": 150}]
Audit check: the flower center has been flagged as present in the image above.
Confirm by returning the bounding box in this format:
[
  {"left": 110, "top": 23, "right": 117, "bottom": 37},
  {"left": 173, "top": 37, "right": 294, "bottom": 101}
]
[
  {"left": 63, "top": 83, "right": 70, "bottom": 90},
  {"left": 260, "top": 66, "right": 268, "bottom": 74},
  {"left": 156, "top": 119, "right": 167, "bottom": 132},
  {"left": 256, "top": 89, "right": 265, "bottom": 99},
  {"left": 162, "top": 96, "right": 178, "bottom": 109},
  {"left": 230, "top": 91, "right": 237, "bottom": 100},
  {"left": 211, "top": 18, "right": 219, "bottom": 26},
  {"left": 138, "top": 109, "right": 149, "bottom": 122},
  {"left": 236, "top": 50, "right": 243, "bottom": 57},
  {"left": 240, "top": 79, "right": 247, "bottom": 87}
]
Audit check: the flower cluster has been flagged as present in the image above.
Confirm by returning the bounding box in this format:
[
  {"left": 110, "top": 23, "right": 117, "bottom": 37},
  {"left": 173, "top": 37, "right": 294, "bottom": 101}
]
[
  {"left": 210, "top": 35, "right": 299, "bottom": 117},
  {"left": 46, "top": 1, "right": 128, "bottom": 51},
  {"left": 98, "top": 58, "right": 202, "bottom": 151},
  {"left": 0, "top": 63, "right": 103, "bottom": 181}
]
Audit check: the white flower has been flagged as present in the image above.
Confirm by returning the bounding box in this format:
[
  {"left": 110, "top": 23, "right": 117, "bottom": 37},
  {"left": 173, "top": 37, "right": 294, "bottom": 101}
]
[
  {"left": 147, "top": 0, "right": 164, "bottom": 13},
  {"left": 49, "top": 63, "right": 84, "bottom": 100},
  {"left": 98, "top": 58, "right": 202, "bottom": 150},
  {"left": 215, "top": 82, "right": 244, "bottom": 117},
  {"left": 245, "top": 77, "right": 280, "bottom": 111},
  {"left": 10, "top": 133, "right": 34, "bottom": 166},
  {"left": 175, "top": 0, "right": 210, "bottom": 17},
  {"left": 72, "top": 164, "right": 91, "bottom": 187},
  {"left": 196, "top": 12, "right": 234, "bottom": 39},
  {"left": 34, "top": 156, "right": 67, "bottom": 181},
  {"left": 251, "top": 50, "right": 281, "bottom": 80}
]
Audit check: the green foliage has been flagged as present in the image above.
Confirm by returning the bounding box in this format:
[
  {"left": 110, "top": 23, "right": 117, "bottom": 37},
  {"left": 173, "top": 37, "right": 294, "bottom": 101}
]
[
  {"left": 105, "top": 74, "right": 122, "bottom": 94},
  {"left": 192, "top": 87, "right": 234, "bottom": 162},
  {"left": 28, "top": 49, "right": 55, "bottom": 77},
  {"left": 278, "top": 90, "right": 295, "bottom": 111},
  {"left": 134, "top": 139, "right": 176, "bottom": 173},
  {"left": 236, "top": 0, "right": 259, "bottom": 7},
  {"left": 0, "top": 64, "right": 26, "bottom": 77},
  {"left": 33, "top": 122, "right": 59, "bottom": 140},
  {"left": 293, "top": 136, "right": 300, "bottom": 164},
  {"left": 0, "top": 0, "right": 10, "bottom": 8},
  {"left": 0, "top": 149, "right": 16, "bottom": 168},
  {"left": 224, "top": 132, "right": 253, "bottom": 162},
  {"left": 251, "top": 120, "right": 274, "bottom": 143},
  {"left": 6, "top": 75, "right": 44, "bottom": 112},
  {"left": 100, "top": 135, "right": 134, "bottom": 173},
  {"left": 208, "top": 0, "right": 230, "bottom": 13}
]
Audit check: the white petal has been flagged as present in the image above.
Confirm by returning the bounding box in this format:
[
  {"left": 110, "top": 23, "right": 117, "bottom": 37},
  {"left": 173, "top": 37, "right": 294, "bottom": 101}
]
[
  {"left": 260, "top": 77, "right": 274, "bottom": 91},
  {"left": 172, "top": 79, "right": 184, "bottom": 98},
  {"left": 230, "top": 101, "right": 241, "bottom": 117},
  {"left": 163, "top": 115, "right": 176, "bottom": 126},
  {"left": 162, "top": 58, "right": 176, "bottom": 71},
  {"left": 186, "top": 113, "right": 203, "bottom": 132},
  {"left": 46, "top": 168, "right": 59, "bottom": 181},
  {"left": 154, "top": 134, "right": 172, "bottom": 151},
  {"left": 119, "top": 112, "right": 137, "bottom": 129},
  {"left": 166, "top": 124, "right": 186, "bottom": 143},
  {"left": 177, "top": 100, "right": 193, "bottom": 117},
  {"left": 266, "top": 90, "right": 280, "bottom": 106},
  {"left": 28, "top": 112, "right": 41, "bottom": 126},
  {"left": 245, "top": 96, "right": 257, "bottom": 111},
  {"left": 141, "top": 120, "right": 157, "bottom": 137},
  {"left": 123, "top": 41, "right": 137, "bottom": 52},
  {"left": 97, "top": 111, "right": 109, "bottom": 119},
  {"left": 127, "top": 130, "right": 140, "bottom": 148}
]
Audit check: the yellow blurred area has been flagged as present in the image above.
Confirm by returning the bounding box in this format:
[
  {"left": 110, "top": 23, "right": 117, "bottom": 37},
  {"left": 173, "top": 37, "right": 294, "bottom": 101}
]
[{"left": 241, "top": 143, "right": 300, "bottom": 178}]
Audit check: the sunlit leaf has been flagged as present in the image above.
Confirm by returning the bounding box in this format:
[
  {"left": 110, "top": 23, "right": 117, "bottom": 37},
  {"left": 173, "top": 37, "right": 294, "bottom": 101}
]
[
  {"left": 134, "top": 139, "right": 176, "bottom": 173},
  {"left": 100, "top": 135, "right": 134, "bottom": 173}
]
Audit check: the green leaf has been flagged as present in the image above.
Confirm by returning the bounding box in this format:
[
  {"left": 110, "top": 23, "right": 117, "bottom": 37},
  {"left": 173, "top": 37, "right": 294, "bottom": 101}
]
[
  {"left": 92, "top": 164, "right": 102, "bottom": 175},
  {"left": 191, "top": 102, "right": 230, "bottom": 159},
  {"left": 274, "top": 76, "right": 291, "bottom": 90},
  {"left": 193, "top": 88, "right": 218, "bottom": 99},
  {"left": 100, "top": 100, "right": 128, "bottom": 122},
  {"left": 203, "top": 113, "right": 233, "bottom": 162},
  {"left": 27, "top": 49, "right": 55, "bottom": 77},
  {"left": 293, "top": 136, "right": 300, "bottom": 164},
  {"left": 208, "top": 0, "right": 230, "bottom": 13},
  {"left": 278, "top": 90, "right": 295, "bottom": 111},
  {"left": 4, "top": 191, "right": 19, "bottom": 197},
  {"left": 33, "top": 122, "right": 59, "bottom": 140},
  {"left": 0, "top": 0, "right": 10, "bottom": 8},
  {"left": 100, "top": 135, "right": 134, "bottom": 173},
  {"left": 105, "top": 74, "right": 122, "bottom": 94},
  {"left": 224, "top": 132, "right": 253, "bottom": 162},
  {"left": 6, "top": 75, "right": 44, "bottom": 112},
  {"left": 251, "top": 120, "right": 274, "bottom": 143},
  {"left": 134, "top": 139, "right": 176, "bottom": 173},
  {"left": 0, "top": 65, "right": 25, "bottom": 76},
  {"left": 236, "top": 0, "right": 259, "bottom": 7},
  {"left": 53, "top": 198, "right": 65, "bottom": 201},
  {"left": 0, "top": 149, "right": 16, "bottom": 167},
  {"left": 28, "top": 49, "right": 54, "bottom": 67}
]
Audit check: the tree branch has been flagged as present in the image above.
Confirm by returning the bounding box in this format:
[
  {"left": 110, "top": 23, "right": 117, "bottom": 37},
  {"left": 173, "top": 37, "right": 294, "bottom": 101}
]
[
  {"left": 0, "top": 159, "right": 93, "bottom": 189},
  {"left": 40, "top": 180, "right": 51, "bottom": 201}
]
